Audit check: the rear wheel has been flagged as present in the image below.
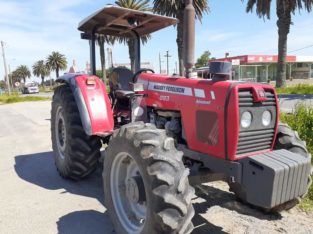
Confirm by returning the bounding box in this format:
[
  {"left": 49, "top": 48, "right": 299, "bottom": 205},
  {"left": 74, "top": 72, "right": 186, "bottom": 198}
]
[
  {"left": 103, "top": 122, "right": 195, "bottom": 234},
  {"left": 51, "top": 84, "right": 101, "bottom": 180}
]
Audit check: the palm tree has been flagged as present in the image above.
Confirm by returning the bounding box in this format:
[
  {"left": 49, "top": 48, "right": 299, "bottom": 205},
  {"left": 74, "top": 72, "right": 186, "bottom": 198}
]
[
  {"left": 33, "top": 60, "right": 50, "bottom": 86},
  {"left": 115, "top": 0, "right": 151, "bottom": 72},
  {"left": 153, "top": 0, "right": 209, "bottom": 76},
  {"left": 245, "top": 0, "right": 313, "bottom": 88},
  {"left": 14, "top": 65, "right": 31, "bottom": 83},
  {"left": 46, "top": 51, "right": 67, "bottom": 78}
]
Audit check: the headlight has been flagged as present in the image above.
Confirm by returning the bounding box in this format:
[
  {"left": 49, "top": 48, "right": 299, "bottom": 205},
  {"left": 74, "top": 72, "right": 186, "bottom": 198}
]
[
  {"left": 262, "top": 110, "right": 272, "bottom": 126},
  {"left": 241, "top": 111, "right": 252, "bottom": 128}
]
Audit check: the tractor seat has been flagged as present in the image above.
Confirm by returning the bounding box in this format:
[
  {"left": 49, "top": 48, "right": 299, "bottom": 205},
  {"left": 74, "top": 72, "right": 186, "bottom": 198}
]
[
  {"left": 110, "top": 67, "right": 134, "bottom": 99},
  {"left": 114, "top": 90, "right": 134, "bottom": 99}
]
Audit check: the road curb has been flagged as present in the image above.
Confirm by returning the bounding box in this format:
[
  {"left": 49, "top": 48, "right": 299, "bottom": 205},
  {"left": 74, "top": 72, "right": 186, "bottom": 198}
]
[{"left": 278, "top": 94, "right": 313, "bottom": 99}]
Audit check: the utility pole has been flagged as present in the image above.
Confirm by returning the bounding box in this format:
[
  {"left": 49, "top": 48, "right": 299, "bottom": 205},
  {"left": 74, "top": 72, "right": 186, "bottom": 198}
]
[
  {"left": 159, "top": 52, "right": 163, "bottom": 73},
  {"left": 175, "top": 61, "right": 178, "bottom": 74},
  {"left": 1, "top": 41, "right": 11, "bottom": 95},
  {"left": 164, "top": 50, "right": 172, "bottom": 75}
]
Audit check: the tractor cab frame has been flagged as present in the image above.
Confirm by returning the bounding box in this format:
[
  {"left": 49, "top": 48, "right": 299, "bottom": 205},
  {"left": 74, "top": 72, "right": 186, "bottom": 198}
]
[{"left": 78, "top": 5, "right": 178, "bottom": 75}]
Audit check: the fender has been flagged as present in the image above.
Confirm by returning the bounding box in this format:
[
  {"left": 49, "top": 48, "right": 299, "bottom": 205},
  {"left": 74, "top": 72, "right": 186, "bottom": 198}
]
[{"left": 56, "top": 74, "right": 114, "bottom": 136}]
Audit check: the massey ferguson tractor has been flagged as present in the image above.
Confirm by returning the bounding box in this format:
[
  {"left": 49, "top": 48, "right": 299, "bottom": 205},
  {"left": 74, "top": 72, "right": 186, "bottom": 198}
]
[{"left": 51, "top": 1, "right": 312, "bottom": 233}]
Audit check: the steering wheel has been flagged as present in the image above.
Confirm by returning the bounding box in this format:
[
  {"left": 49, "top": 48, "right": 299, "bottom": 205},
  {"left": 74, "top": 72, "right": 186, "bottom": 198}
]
[{"left": 132, "top": 68, "right": 155, "bottom": 83}]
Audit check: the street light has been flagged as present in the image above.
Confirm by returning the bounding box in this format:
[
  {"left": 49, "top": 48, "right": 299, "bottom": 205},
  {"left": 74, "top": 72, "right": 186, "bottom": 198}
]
[
  {"left": 8, "top": 58, "right": 16, "bottom": 90},
  {"left": 1, "top": 41, "right": 11, "bottom": 94}
]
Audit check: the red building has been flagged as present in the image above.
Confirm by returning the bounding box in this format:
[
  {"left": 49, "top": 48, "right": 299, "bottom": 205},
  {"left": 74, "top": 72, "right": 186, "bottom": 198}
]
[{"left": 210, "top": 55, "right": 313, "bottom": 82}]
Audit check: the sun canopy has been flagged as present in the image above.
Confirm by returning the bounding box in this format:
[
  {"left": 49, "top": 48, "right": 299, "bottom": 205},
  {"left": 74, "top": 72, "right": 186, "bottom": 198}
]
[{"left": 78, "top": 5, "right": 178, "bottom": 37}]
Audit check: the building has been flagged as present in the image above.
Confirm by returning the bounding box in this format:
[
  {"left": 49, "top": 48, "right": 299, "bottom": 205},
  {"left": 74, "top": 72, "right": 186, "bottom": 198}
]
[
  {"left": 113, "top": 62, "right": 154, "bottom": 70},
  {"left": 211, "top": 55, "right": 313, "bottom": 82}
]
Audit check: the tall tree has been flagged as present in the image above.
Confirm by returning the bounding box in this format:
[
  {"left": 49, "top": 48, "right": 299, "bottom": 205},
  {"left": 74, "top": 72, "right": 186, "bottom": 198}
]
[
  {"left": 115, "top": 0, "right": 151, "bottom": 72},
  {"left": 14, "top": 65, "right": 31, "bottom": 83},
  {"left": 245, "top": 0, "right": 313, "bottom": 88},
  {"left": 153, "top": 0, "right": 209, "bottom": 76},
  {"left": 33, "top": 60, "right": 50, "bottom": 85},
  {"left": 195, "top": 50, "right": 211, "bottom": 68},
  {"left": 46, "top": 51, "right": 67, "bottom": 78}
]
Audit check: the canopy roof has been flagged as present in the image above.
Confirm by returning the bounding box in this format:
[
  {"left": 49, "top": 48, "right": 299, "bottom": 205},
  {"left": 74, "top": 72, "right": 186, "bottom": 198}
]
[{"left": 78, "top": 5, "right": 178, "bottom": 37}]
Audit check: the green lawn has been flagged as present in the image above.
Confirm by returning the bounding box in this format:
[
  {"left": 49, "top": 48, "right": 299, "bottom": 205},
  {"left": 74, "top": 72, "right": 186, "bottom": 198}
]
[
  {"left": 276, "top": 84, "right": 313, "bottom": 95},
  {"left": 0, "top": 94, "right": 50, "bottom": 104}
]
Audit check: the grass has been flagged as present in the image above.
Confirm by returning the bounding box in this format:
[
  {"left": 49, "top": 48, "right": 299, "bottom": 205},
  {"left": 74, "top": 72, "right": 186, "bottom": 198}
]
[
  {"left": 0, "top": 94, "right": 50, "bottom": 104},
  {"left": 39, "top": 86, "right": 55, "bottom": 93},
  {"left": 276, "top": 84, "right": 313, "bottom": 95},
  {"left": 280, "top": 105, "right": 313, "bottom": 210}
]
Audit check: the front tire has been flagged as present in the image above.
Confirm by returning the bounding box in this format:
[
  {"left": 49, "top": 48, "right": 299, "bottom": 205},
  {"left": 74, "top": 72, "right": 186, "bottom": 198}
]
[
  {"left": 103, "top": 122, "right": 195, "bottom": 234},
  {"left": 51, "top": 84, "right": 101, "bottom": 180}
]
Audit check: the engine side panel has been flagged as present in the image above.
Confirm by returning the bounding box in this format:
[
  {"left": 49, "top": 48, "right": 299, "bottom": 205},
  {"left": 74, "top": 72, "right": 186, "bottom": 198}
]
[
  {"left": 138, "top": 73, "right": 278, "bottom": 161},
  {"left": 139, "top": 74, "right": 230, "bottom": 159}
]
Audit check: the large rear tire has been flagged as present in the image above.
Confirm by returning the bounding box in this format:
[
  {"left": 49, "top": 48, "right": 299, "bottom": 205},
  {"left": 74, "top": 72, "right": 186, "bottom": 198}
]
[
  {"left": 229, "top": 123, "right": 311, "bottom": 211},
  {"left": 103, "top": 122, "right": 195, "bottom": 234},
  {"left": 51, "top": 84, "right": 101, "bottom": 180}
]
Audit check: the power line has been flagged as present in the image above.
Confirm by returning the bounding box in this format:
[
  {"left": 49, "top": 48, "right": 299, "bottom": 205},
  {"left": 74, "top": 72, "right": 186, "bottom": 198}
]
[{"left": 288, "top": 44, "right": 313, "bottom": 53}]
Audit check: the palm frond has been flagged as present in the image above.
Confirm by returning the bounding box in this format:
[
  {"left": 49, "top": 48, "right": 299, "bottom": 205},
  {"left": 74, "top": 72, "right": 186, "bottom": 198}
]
[{"left": 153, "top": 0, "right": 209, "bottom": 21}]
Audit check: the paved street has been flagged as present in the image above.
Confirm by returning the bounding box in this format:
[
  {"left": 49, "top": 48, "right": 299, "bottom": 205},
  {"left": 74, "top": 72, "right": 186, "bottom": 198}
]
[
  {"left": 0, "top": 101, "right": 312, "bottom": 234},
  {"left": 278, "top": 94, "right": 313, "bottom": 113},
  {"left": 0, "top": 101, "right": 112, "bottom": 234}
]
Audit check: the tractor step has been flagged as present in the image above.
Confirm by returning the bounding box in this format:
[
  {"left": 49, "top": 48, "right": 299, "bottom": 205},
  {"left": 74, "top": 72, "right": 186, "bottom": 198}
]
[{"left": 238, "top": 149, "right": 311, "bottom": 209}]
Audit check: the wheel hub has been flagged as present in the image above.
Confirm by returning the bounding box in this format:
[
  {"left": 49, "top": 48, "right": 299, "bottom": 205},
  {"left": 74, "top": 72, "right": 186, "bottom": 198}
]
[
  {"left": 55, "top": 106, "right": 67, "bottom": 158},
  {"left": 111, "top": 153, "right": 147, "bottom": 233},
  {"left": 126, "top": 176, "right": 145, "bottom": 203}
]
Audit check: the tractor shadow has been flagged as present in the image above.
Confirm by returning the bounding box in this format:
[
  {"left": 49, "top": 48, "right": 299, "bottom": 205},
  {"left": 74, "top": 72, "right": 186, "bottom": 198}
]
[
  {"left": 14, "top": 151, "right": 227, "bottom": 234},
  {"left": 14, "top": 152, "right": 115, "bottom": 234},
  {"left": 56, "top": 210, "right": 115, "bottom": 234},
  {"left": 193, "top": 184, "right": 282, "bottom": 222},
  {"left": 14, "top": 151, "right": 104, "bottom": 204}
]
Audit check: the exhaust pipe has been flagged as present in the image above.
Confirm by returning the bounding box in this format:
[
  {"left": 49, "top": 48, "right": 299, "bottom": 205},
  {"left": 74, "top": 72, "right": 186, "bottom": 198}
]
[{"left": 183, "top": 0, "right": 195, "bottom": 78}]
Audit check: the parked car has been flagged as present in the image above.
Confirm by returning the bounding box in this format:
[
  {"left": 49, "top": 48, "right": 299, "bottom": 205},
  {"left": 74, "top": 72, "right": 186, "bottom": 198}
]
[{"left": 22, "top": 82, "right": 39, "bottom": 94}]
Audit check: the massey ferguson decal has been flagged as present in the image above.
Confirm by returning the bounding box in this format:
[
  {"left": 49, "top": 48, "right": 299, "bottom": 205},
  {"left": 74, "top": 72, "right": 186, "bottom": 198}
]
[{"left": 148, "top": 82, "right": 193, "bottom": 96}]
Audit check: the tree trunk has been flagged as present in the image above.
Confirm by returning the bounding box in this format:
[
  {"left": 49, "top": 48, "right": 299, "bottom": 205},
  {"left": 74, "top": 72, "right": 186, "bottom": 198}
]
[
  {"left": 23, "top": 77, "right": 26, "bottom": 83},
  {"left": 41, "top": 76, "right": 45, "bottom": 87},
  {"left": 276, "top": 4, "right": 291, "bottom": 88},
  {"left": 99, "top": 37, "right": 106, "bottom": 84},
  {"left": 56, "top": 67, "right": 59, "bottom": 78},
  {"left": 128, "top": 39, "right": 136, "bottom": 73},
  {"left": 177, "top": 11, "right": 184, "bottom": 76}
]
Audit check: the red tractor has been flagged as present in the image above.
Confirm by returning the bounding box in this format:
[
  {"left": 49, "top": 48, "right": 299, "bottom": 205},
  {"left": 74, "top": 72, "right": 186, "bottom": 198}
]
[{"left": 51, "top": 1, "right": 312, "bottom": 233}]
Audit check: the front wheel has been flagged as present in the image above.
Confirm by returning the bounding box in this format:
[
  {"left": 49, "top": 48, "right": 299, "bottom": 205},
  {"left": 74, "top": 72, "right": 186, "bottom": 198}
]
[{"left": 103, "top": 122, "right": 195, "bottom": 234}]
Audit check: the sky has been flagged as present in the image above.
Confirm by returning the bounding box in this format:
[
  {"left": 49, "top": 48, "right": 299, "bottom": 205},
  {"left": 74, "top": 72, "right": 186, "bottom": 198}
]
[{"left": 1, "top": 0, "right": 313, "bottom": 82}]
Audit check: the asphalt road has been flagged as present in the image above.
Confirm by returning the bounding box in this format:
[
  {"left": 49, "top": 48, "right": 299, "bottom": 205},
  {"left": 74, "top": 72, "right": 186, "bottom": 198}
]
[
  {"left": 0, "top": 101, "right": 312, "bottom": 234},
  {"left": 0, "top": 101, "right": 112, "bottom": 234},
  {"left": 278, "top": 94, "right": 313, "bottom": 113}
]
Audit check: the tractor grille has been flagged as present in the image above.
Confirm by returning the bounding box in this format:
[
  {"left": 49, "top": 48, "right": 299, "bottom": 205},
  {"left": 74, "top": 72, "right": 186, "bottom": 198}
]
[
  {"left": 238, "top": 90, "right": 276, "bottom": 107},
  {"left": 236, "top": 89, "right": 276, "bottom": 155}
]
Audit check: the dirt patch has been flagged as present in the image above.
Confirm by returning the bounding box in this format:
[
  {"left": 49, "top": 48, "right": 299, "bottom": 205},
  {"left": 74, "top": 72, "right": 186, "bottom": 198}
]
[{"left": 191, "top": 181, "right": 313, "bottom": 234}]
